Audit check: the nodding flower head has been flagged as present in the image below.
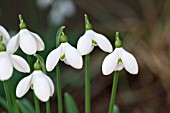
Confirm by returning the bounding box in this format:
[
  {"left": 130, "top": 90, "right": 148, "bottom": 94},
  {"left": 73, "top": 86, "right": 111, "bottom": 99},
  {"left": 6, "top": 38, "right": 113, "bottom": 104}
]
[
  {"left": 102, "top": 32, "right": 138, "bottom": 75},
  {"left": 77, "top": 14, "right": 113, "bottom": 55},
  {"left": 7, "top": 14, "right": 45, "bottom": 55},
  {"left": 46, "top": 32, "right": 83, "bottom": 71},
  {"left": 16, "top": 61, "right": 54, "bottom": 102}
]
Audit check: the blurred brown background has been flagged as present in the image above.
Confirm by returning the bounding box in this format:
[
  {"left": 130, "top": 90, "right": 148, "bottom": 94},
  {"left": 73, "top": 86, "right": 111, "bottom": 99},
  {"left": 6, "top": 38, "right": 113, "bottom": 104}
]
[{"left": 0, "top": 0, "right": 170, "bottom": 113}]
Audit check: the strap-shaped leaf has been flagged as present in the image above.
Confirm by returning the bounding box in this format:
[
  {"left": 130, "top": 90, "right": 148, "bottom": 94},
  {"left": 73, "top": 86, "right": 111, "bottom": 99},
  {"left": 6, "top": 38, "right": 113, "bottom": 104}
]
[
  {"left": 18, "top": 99, "right": 35, "bottom": 113},
  {"left": 64, "top": 92, "right": 79, "bottom": 113},
  {"left": 56, "top": 26, "right": 65, "bottom": 48}
]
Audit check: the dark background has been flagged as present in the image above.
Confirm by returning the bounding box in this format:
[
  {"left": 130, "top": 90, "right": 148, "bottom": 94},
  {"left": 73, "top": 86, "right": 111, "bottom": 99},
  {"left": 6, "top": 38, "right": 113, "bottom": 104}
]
[{"left": 0, "top": 0, "right": 170, "bottom": 113}]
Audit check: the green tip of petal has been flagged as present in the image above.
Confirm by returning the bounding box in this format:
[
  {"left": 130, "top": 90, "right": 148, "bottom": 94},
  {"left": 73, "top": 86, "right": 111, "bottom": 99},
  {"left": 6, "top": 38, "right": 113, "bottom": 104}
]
[
  {"left": 60, "top": 32, "right": 68, "bottom": 43},
  {"left": 115, "top": 32, "right": 122, "bottom": 48},
  {"left": 19, "top": 14, "right": 27, "bottom": 30},
  {"left": 0, "top": 35, "right": 6, "bottom": 52},
  {"left": 84, "top": 14, "right": 92, "bottom": 30}
]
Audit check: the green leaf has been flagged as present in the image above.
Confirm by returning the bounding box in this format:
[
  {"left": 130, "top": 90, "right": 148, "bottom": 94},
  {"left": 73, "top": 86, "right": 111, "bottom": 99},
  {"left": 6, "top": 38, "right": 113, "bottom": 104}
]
[
  {"left": 64, "top": 92, "right": 79, "bottom": 113},
  {"left": 18, "top": 99, "right": 35, "bottom": 113},
  {"left": 113, "top": 104, "right": 120, "bottom": 113},
  {"left": 34, "top": 54, "right": 47, "bottom": 74},
  {"left": 0, "top": 96, "right": 8, "bottom": 110},
  {"left": 56, "top": 26, "right": 65, "bottom": 47}
]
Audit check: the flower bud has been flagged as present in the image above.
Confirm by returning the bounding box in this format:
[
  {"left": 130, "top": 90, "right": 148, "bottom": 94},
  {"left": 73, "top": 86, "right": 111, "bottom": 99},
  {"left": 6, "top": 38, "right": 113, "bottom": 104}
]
[
  {"left": 115, "top": 32, "right": 122, "bottom": 48},
  {"left": 60, "top": 33, "right": 68, "bottom": 43},
  {"left": 19, "top": 14, "right": 27, "bottom": 30},
  {"left": 34, "top": 60, "right": 42, "bottom": 70},
  {"left": 84, "top": 14, "right": 92, "bottom": 30}
]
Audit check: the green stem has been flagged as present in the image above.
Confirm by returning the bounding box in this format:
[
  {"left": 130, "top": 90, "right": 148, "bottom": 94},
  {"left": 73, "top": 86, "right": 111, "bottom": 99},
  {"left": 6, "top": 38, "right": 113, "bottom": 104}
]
[
  {"left": 85, "top": 54, "right": 90, "bottom": 113},
  {"left": 108, "top": 71, "right": 119, "bottom": 113},
  {"left": 27, "top": 55, "right": 40, "bottom": 113},
  {"left": 46, "top": 100, "right": 50, "bottom": 113},
  {"left": 56, "top": 64, "right": 62, "bottom": 113},
  {"left": 8, "top": 81, "right": 20, "bottom": 113},
  {"left": 33, "top": 93, "right": 40, "bottom": 113},
  {"left": 3, "top": 81, "right": 12, "bottom": 113}
]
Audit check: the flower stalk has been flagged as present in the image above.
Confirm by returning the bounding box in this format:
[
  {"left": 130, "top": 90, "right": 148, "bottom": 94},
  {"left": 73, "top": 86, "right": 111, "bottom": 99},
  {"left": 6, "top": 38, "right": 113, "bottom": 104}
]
[
  {"left": 33, "top": 93, "right": 40, "bottom": 113},
  {"left": 3, "top": 80, "right": 12, "bottom": 113},
  {"left": 85, "top": 54, "right": 90, "bottom": 113},
  {"left": 108, "top": 71, "right": 119, "bottom": 113}
]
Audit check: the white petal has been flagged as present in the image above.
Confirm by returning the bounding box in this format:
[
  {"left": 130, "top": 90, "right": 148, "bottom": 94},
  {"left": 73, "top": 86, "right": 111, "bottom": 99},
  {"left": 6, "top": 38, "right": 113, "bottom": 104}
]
[
  {"left": 10, "top": 55, "right": 30, "bottom": 73},
  {"left": 31, "top": 32, "right": 45, "bottom": 51},
  {"left": 6, "top": 33, "right": 19, "bottom": 54},
  {"left": 46, "top": 45, "right": 62, "bottom": 71},
  {"left": 115, "top": 63, "right": 124, "bottom": 71},
  {"left": 0, "top": 26, "right": 10, "bottom": 45},
  {"left": 93, "top": 31, "right": 113, "bottom": 53},
  {"left": 33, "top": 71, "right": 51, "bottom": 102},
  {"left": 16, "top": 74, "right": 33, "bottom": 98},
  {"left": 19, "top": 29, "right": 37, "bottom": 55},
  {"left": 0, "top": 52, "right": 13, "bottom": 81},
  {"left": 121, "top": 48, "right": 138, "bottom": 74},
  {"left": 44, "top": 75, "right": 54, "bottom": 96},
  {"left": 102, "top": 50, "right": 119, "bottom": 75},
  {"left": 65, "top": 43, "right": 83, "bottom": 69},
  {"left": 77, "top": 30, "right": 93, "bottom": 55}
]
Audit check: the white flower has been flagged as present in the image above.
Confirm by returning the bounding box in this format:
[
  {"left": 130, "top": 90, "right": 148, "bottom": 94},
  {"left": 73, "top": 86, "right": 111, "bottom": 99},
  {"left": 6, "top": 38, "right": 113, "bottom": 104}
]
[
  {"left": 77, "top": 30, "right": 113, "bottom": 55},
  {"left": 0, "top": 25, "right": 10, "bottom": 45},
  {"left": 102, "top": 47, "right": 138, "bottom": 75},
  {"left": 7, "top": 29, "right": 45, "bottom": 55},
  {"left": 0, "top": 26, "right": 30, "bottom": 81},
  {"left": 46, "top": 42, "right": 83, "bottom": 71},
  {"left": 16, "top": 70, "right": 54, "bottom": 102},
  {"left": 0, "top": 52, "right": 30, "bottom": 81}
]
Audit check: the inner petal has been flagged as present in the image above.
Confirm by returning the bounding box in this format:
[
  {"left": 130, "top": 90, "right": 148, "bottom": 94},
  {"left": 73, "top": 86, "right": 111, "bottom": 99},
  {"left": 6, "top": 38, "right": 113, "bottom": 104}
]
[
  {"left": 92, "top": 39, "right": 97, "bottom": 46},
  {"left": 60, "top": 54, "right": 65, "bottom": 61}
]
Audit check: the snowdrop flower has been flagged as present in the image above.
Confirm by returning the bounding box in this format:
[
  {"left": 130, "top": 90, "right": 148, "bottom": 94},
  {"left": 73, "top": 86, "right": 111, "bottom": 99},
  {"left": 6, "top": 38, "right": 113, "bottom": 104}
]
[
  {"left": 77, "top": 14, "right": 113, "bottom": 55},
  {"left": 0, "top": 32, "right": 30, "bottom": 81},
  {"left": 46, "top": 33, "right": 83, "bottom": 71},
  {"left": 16, "top": 61, "right": 54, "bottom": 102},
  {"left": 102, "top": 32, "right": 138, "bottom": 75},
  {"left": 7, "top": 15, "right": 45, "bottom": 55}
]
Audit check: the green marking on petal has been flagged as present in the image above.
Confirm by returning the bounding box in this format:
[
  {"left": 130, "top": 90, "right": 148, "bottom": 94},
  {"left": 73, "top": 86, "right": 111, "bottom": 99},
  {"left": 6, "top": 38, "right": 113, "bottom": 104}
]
[
  {"left": 118, "top": 58, "right": 122, "bottom": 64},
  {"left": 92, "top": 39, "right": 97, "bottom": 46},
  {"left": 60, "top": 54, "right": 65, "bottom": 61}
]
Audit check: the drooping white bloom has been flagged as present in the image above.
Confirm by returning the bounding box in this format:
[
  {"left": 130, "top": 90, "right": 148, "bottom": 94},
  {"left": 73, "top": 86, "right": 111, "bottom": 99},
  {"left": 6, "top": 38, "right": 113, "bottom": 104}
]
[
  {"left": 0, "top": 52, "right": 30, "bottom": 81},
  {"left": 77, "top": 30, "right": 113, "bottom": 55},
  {"left": 16, "top": 70, "right": 54, "bottom": 102},
  {"left": 0, "top": 26, "right": 30, "bottom": 81},
  {"left": 102, "top": 47, "right": 138, "bottom": 75},
  {"left": 7, "top": 29, "right": 45, "bottom": 55},
  {"left": 0, "top": 25, "right": 10, "bottom": 45},
  {"left": 46, "top": 42, "right": 83, "bottom": 71}
]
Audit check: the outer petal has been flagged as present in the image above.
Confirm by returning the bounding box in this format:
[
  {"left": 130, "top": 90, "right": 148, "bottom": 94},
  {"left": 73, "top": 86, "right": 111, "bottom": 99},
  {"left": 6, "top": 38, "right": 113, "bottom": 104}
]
[
  {"left": 10, "top": 55, "right": 30, "bottom": 73},
  {"left": 16, "top": 74, "right": 33, "bottom": 98},
  {"left": 121, "top": 48, "right": 138, "bottom": 74},
  {"left": 44, "top": 75, "right": 55, "bottom": 96},
  {"left": 65, "top": 43, "right": 83, "bottom": 69},
  {"left": 31, "top": 32, "right": 45, "bottom": 51},
  {"left": 77, "top": 30, "right": 93, "bottom": 55},
  {"left": 46, "top": 45, "right": 62, "bottom": 71},
  {"left": 19, "top": 29, "right": 37, "bottom": 55},
  {"left": 6, "top": 33, "right": 19, "bottom": 54},
  {"left": 0, "top": 52, "right": 13, "bottom": 81},
  {"left": 33, "top": 71, "right": 51, "bottom": 102},
  {"left": 102, "top": 50, "right": 119, "bottom": 75},
  {"left": 93, "top": 31, "right": 113, "bottom": 53},
  {"left": 0, "top": 26, "right": 10, "bottom": 45}
]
